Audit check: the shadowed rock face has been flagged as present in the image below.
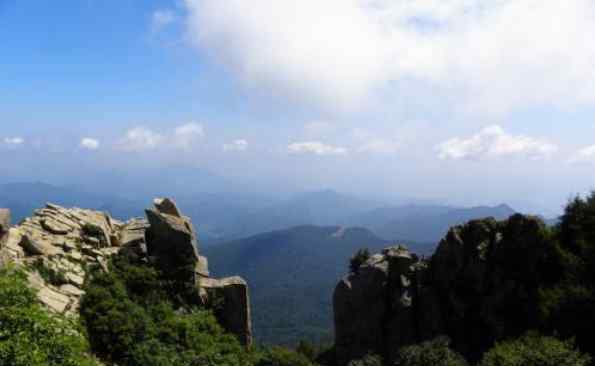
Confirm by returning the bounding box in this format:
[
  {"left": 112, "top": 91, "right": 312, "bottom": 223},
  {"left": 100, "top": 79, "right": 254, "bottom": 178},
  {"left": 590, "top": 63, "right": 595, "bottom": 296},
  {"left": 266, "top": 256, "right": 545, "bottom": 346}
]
[
  {"left": 145, "top": 198, "right": 253, "bottom": 346},
  {"left": 145, "top": 204, "right": 201, "bottom": 300},
  {"left": 333, "top": 214, "right": 548, "bottom": 365}
]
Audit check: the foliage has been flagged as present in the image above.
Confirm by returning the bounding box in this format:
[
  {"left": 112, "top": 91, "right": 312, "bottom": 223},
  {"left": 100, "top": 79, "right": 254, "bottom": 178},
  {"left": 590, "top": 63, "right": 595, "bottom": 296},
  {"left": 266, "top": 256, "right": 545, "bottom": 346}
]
[
  {"left": 478, "top": 332, "right": 591, "bottom": 366},
  {"left": 0, "top": 266, "right": 99, "bottom": 366},
  {"left": 536, "top": 192, "right": 595, "bottom": 356},
  {"left": 30, "top": 258, "right": 68, "bottom": 286},
  {"left": 204, "top": 226, "right": 398, "bottom": 345},
  {"left": 296, "top": 340, "right": 318, "bottom": 362},
  {"left": 80, "top": 252, "right": 250, "bottom": 366},
  {"left": 255, "top": 346, "right": 314, "bottom": 366},
  {"left": 394, "top": 337, "right": 468, "bottom": 366},
  {"left": 346, "top": 353, "right": 383, "bottom": 366},
  {"left": 349, "top": 248, "right": 371, "bottom": 274}
]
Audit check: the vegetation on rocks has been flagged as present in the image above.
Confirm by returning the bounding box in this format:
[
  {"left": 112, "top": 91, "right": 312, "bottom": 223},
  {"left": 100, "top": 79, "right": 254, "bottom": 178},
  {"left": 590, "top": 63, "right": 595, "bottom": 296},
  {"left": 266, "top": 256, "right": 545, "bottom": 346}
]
[
  {"left": 394, "top": 337, "right": 468, "bottom": 366},
  {"left": 349, "top": 248, "right": 371, "bottom": 274},
  {"left": 478, "top": 332, "right": 591, "bottom": 366},
  {"left": 336, "top": 192, "right": 595, "bottom": 366},
  {"left": 0, "top": 267, "right": 99, "bottom": 366},
  {"left": 80, "top": 252, "right": 250, "bottom": 366}
]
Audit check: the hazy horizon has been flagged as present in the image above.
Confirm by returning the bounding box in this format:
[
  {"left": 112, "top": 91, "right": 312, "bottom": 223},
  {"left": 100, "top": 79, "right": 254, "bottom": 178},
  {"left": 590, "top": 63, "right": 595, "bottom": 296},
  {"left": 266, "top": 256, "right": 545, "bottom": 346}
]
[{"left": 3, "top": 1, "right": 595, "bottom": 217}]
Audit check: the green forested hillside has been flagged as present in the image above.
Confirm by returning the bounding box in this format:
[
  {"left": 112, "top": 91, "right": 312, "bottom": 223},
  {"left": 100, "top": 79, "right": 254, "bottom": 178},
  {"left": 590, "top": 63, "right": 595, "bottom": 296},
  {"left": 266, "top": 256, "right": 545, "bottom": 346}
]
[{"left": 204, "top": 225, "right": 432, "bottom": 345}]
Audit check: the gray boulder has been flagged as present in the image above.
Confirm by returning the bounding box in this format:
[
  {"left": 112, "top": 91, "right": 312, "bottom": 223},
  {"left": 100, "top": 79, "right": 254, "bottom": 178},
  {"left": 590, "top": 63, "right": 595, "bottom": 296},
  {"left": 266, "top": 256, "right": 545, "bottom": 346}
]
[
  {"left": 145, "top": 201, "right": 200, "bottom": 289},
  {"left": 201, "top": 276, "right": 253, "bottom": 347}
]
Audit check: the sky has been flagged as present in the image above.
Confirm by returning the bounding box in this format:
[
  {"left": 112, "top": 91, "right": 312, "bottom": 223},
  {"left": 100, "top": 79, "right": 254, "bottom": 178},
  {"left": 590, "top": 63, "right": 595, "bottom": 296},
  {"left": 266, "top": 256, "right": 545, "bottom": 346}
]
[{"left": 2, "top": 0, "right": 595, "bottom": 216}]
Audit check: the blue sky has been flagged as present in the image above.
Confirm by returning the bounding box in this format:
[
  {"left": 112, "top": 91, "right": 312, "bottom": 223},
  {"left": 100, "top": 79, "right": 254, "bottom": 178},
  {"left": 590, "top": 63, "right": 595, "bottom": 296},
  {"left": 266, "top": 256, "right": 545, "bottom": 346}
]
[{"left": 2, "top": 0, "right": 595, "bottom": 216}]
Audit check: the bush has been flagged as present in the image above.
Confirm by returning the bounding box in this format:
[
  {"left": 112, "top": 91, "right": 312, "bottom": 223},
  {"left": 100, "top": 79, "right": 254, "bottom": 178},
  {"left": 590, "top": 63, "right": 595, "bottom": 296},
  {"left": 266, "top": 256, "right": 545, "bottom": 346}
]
[
  {"left": 350, "top": 249, "right": 370, "bottom": 273},
  {"left": 255, "top": 347, "right": 314, "bottom": 366},
  {"left": 0, "top": 267, "right": 99, "bottom": 366},
  {"left": 30, "top": 258, "right": 68, "bottom": 286},
  {"left": 479, "top": 332, "right": 591, "bottom": 366},
  {"left": 347, "top": 353, "right": 383, "bottom": 366},
  {"left": 394, "top": 337, "right": 467, "bottom": 366},
  {"left": 80, "top": 252, "right": 249, "bottom": 366}
]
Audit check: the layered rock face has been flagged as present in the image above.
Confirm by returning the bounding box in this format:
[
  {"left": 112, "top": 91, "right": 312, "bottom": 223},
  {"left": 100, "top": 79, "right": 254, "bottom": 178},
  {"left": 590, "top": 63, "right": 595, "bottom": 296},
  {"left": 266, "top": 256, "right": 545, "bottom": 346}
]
[
  {"left": 333, "top": 214, "right": 548, "bottom": 365},
  {"left": 0, "top": 198, "right": 252, "bottom": 347}
]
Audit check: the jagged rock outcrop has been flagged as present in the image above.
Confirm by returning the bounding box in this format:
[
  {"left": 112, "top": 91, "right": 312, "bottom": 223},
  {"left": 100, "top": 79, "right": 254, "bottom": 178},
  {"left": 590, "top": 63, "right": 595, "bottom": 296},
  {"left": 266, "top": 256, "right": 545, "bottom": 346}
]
[
  {"left": 0, "top": 198, "right": 252, "bottom": 347},
  {"left": 0, "top": 204, "right": 126, "bottom": 314},
  {"left": 333, "top": 214, "right": 549, "bottom": 365},
  {"left": 146, "top": 198, "right": 253, "bottom": 346}
]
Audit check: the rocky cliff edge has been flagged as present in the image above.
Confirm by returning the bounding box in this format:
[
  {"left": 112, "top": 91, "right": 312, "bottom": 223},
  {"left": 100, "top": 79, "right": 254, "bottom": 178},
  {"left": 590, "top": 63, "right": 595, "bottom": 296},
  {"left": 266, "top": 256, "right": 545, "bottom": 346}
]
[{"left": 0, "top": 198, "right": 252, "bottom": 347}]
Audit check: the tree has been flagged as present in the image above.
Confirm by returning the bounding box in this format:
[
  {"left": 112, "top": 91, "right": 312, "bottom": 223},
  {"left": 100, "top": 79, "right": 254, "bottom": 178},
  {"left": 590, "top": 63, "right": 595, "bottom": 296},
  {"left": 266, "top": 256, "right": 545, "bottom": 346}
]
[
  {"left": 394, "top": 337, "right": 468, "bottom": 366},
  {"left": 80, "top": 252, "right": 249, "bottom": 366},
  {"left": 0, "top": 267, "right": 99, "bottom": 366},
  {"left": 479, "top": 332, "right": 590, "bottom": 366}
]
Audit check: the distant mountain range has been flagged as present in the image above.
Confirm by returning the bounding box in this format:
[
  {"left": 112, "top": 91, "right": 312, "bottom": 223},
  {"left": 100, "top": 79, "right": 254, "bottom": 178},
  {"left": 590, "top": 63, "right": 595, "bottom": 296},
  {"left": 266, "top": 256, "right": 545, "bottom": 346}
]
[
  {"left": 204, "top": 225, "right": 433, "bottom": 345},
  {"left": 0, "top": 182, "right": 522, "bottom": 245},
  {"left": 347, "top": 203, "right": 516, "bottom": 243}
]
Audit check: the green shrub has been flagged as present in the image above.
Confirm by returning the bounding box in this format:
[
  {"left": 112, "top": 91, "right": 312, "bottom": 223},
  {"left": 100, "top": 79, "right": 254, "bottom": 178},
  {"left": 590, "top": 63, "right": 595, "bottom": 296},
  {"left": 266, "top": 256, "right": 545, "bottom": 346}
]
[
  {"left": 347, "top": 353, "right": 383, "bottom": 366},
  {"left": 0, "top": 267, "right": 99, "bottom": 366},
  {"left": 394, "top": 337, "right": 467, "bottom": 366},
  {"left": 30, "top": 258, "right": 68, "bottom": 286},
  {"left": 350, "top": 248, "right": 370, "bottom": 273},
  {"left": 479, "top": 332, "right": 591, "bottom": 366},
  {"left": 80, "top": 252, "right": 249, "bottom": 366},
  {"left": 255, "top": 346, "right": 314, "bottom": 366}
]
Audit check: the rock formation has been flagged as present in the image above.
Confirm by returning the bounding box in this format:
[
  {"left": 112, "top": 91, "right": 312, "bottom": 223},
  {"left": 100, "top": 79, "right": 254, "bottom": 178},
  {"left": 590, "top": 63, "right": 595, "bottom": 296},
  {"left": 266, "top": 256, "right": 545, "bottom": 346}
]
[
  {"left": 333, "top": 214, "right": 549, "bottom": 365},
  {"left": 145, "top": 198, "right": 252, "bottom": 346},
  {"left": 0, "top": 198, "right": 252, "bottom": 347}
]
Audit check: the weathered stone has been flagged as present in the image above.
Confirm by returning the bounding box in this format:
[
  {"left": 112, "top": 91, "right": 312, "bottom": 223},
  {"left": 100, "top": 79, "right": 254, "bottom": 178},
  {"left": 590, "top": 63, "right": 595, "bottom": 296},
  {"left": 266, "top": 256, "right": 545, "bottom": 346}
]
[
  {"left": 153, "top": 197, "right": 182, "bottom": 217},
  {"left": 145, "top": 205, "right": 199, "bottom": 287},
  {"left": 37, "top": 286, "right": 71, "bottom": 313},
  {"left": 3, "top": 228, "right": 25, "bottom": 259},
  {"left": 0, "top": 208, "right": 10, "bottom": 237},
  {"left": 201, "top": 276, "right": 252, "bottom": 347},
  {"left": 60, "top": 284, "right": 85, "bottom": 297},
  {"left": 41, "top": 218, "right": 71, "bottom": 235},
  {"left": 196, "top": 255, "right": 210, "bottom": 277},
  {"left": 66, "top": 272, "right": 85, "bottom": 287},
  {"left": 19, "top": 233, "right": 60, "bottom": 256}
]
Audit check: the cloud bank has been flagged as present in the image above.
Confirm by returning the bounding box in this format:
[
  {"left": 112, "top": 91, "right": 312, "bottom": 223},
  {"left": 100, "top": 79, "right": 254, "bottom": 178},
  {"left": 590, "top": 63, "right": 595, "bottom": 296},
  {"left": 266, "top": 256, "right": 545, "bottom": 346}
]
[{"left": 184, "top": 0, "right": 595, "bottom": 113}]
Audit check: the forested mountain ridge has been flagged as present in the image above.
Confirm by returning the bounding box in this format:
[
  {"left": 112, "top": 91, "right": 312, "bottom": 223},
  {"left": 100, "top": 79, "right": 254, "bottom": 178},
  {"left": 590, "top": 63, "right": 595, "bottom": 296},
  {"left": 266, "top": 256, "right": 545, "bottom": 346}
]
[{"left": 204, "top": 225, "right": 432, "bottom": 345}]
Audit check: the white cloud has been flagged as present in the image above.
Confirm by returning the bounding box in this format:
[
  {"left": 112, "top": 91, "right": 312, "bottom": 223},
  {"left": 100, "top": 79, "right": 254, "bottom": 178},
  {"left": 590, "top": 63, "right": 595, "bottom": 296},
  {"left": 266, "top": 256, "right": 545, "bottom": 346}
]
[
  {"left": 288, "top": 141, "right": 347, "bottom": 156},
  {"left": 119, "top": 124, "right": 204, "bottom": 152},
  {"left": 119, "top": 127, "right": 164, "bottom": 152},
  {"left": 152, "top": 9, "right": 176, "bottom": 32},
  {"left": 437, "top": 125, "right": 558, "bottom": 161},
  {"left": 80, "top": 138, "right": 100, "bottom": 150},
  {"left": 184, "top": 0, "right": 595, "bottom": 113},
  {"left": 3, "top": 137, "right": 24, "bottom": 146},
  {"left": 223, "top": 139, "right": 248, "bottom": 152},
  {"left": 569, "top": 145, "right": 595, "bottom": 164},
  {"left": 173, "top": 123, "right": 205, "bottom": 150},
  {"left": 357, "top": 139, "right": 400, "bottom": 154}
]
